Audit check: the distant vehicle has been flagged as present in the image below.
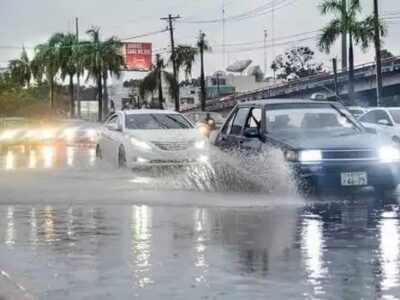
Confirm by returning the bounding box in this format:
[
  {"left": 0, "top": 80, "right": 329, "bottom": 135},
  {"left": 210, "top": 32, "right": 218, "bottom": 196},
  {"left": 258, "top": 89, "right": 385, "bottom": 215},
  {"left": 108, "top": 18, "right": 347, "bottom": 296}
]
[
  {"left": 184, "top": 112, "right": 225, "bottom": 137},
  {"left": 213, "top": 99, "right": 400, "bottom": 192},
  {"left": 58, "top": 119, "right": 99, "bottom": 146},
  {"left": 96, "top": 110, "right": 209, "bottom": 168},
  {"left": 347, "top": 106, "right": 369, "bottom": 118},
  {"left": 358, "top": 107, "right": 400, "bottom": 144}
]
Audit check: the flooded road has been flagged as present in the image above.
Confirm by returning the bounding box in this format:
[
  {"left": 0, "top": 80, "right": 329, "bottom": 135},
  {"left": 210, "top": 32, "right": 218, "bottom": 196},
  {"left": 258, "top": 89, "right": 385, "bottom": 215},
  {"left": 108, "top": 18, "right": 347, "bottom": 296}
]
[{"left": 0, "top": 146, "right": 400, "bottom": 299}]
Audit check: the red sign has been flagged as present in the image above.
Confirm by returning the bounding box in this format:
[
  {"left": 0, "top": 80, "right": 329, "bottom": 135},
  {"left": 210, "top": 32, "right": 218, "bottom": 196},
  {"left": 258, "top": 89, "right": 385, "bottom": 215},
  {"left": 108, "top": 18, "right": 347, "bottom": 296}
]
[{"left": 124, "top": 43, "right": 152, "bottom": 71}]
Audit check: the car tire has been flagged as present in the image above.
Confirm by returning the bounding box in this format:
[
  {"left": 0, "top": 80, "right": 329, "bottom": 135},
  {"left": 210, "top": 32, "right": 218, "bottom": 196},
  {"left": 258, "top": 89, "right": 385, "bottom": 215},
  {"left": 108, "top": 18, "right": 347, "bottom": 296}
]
[
  {"left": 118, "top": 145, "right": 127, "bottom": 168},
  {"left": 95, "top": 145, "right": 102, "bottom": 159}
]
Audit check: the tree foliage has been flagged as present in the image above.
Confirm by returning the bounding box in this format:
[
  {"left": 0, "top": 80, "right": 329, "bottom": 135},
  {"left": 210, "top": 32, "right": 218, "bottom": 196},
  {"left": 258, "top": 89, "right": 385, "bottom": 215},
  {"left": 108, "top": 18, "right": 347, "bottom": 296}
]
[{"left": 271, "top": 46, "right": 323, "bottom": 80}]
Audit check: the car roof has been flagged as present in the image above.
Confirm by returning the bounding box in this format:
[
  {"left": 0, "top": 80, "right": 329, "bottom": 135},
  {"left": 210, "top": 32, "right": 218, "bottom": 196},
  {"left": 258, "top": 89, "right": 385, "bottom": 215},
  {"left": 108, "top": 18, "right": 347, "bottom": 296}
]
[
  {"left": 237, "top": 99, "right": 338, "bottom": 107},
  {"left": 122, "top": 109, "right": 180, "bottom": 115}
]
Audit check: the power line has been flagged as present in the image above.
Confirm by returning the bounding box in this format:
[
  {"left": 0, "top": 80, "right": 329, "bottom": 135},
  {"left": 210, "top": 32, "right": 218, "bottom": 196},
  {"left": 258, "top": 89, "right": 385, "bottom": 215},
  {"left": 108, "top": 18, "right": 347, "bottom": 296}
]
[
  {"left": 179, "top": 0, "right": 296, "bottom": 24},
  {"left": 121, "top": 29, "right": 168, "bottom": 41}
]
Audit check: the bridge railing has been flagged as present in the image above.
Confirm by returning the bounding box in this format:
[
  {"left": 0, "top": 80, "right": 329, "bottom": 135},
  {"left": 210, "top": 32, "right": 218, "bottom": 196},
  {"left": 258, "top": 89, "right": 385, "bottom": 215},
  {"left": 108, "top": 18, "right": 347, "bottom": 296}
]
[{"left": 182, "top": 55, "right": 400, "bottom": 112}]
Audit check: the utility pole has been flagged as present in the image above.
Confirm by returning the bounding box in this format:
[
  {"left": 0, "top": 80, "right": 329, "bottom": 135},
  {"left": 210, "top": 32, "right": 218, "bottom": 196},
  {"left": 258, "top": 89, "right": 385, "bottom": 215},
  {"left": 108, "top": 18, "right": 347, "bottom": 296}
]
[
  {"left": 222, "top": 0, "right": 226, "bottom": 70},
  {"left": 373, "top": 0, "right": 383, "bottom": 107},
  {"left": 199, "top": 31, "right": 206, "bottom": 112},
  {"left": 76, "top": 17, "right": 81, "bottom": 118},
  {"left": 161, "top": 14, "right": 180, "bottom": 111},
  {"left": 341, "top": 0, "right": 348, "bottom": 71},
  {"left": 263, "top": 29, "right": 268, "bottom": 78},
  {"left": 332, "top": 58, "right": 339, "bottom": 101}
]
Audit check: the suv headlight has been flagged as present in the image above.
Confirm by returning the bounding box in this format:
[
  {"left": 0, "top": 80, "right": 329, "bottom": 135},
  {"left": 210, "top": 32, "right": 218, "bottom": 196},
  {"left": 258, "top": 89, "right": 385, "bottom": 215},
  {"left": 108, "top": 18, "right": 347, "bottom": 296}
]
[
  {"left": 299, "top": 150, "right": 322, "bottom": 162},
  {"left": 379, "top": 146, "right": 400, "bottom": 163},
  {"left": 130, "top": 137, "right": 152, "bottom": 150}
]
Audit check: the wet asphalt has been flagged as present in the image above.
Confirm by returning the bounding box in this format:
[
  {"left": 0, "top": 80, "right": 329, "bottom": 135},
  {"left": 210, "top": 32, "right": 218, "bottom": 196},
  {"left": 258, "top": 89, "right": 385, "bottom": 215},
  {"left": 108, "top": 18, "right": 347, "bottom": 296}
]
[{"left": 0, "top": 145, "right": 400, "bottom": 299}]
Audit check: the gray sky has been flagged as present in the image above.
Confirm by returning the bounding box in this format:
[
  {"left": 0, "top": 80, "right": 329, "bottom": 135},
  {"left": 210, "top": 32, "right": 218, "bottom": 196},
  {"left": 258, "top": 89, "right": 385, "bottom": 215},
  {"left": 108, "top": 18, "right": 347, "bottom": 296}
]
[{"left": 0, "top": 0, "right": 399, "bottom": 81}]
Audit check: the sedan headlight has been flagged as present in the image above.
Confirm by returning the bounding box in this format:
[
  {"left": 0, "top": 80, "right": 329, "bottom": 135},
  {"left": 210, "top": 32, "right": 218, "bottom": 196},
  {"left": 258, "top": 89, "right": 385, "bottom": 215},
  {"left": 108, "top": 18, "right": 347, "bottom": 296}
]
[
  {"left": 195, "top": 140, "right": 206, "bottom": 150},
  {"left": 130, "top": 137, "right": 152, "bottom": 150},
  {"left": 299, "top": 150, "right": 322, "bottom": 162},
  {"left": 379, "top": 146, "right": 400, "bottom": 163},
  {"left": 0, "top": 129, "right": 18, "bottom": 141}
]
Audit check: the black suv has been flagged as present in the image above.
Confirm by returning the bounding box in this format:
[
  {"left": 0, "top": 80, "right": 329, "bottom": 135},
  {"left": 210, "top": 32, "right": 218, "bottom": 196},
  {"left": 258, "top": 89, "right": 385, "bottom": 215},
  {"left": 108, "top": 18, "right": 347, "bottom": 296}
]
[{"left": 213, "top": 99, "right": 400, "bottom": 192}]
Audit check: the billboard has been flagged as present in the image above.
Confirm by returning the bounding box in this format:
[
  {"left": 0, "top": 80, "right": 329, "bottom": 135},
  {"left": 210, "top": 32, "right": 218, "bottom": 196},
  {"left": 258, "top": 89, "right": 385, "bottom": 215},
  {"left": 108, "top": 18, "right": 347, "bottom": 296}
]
[{"left": 124, "top": 42, "right": 152, "bottom": 71}]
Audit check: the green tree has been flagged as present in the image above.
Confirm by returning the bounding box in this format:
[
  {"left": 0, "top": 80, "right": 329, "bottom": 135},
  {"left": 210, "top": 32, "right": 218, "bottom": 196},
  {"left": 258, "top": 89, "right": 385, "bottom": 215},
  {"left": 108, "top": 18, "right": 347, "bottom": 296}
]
[
  {"left": 32, "top": 34, "right": 63, "bottom": 112},
  {"left": 56, "top": 33, "right": 79, "bottom": 117},
  {"left": 82, "top": 27, "right": 124, "bottom": 121},
  {"left": 8, "top": 48, "right": 31, "bottom": 88},
  {"left": 171, "top": 45, "right": 198, "bottom": 111},
  {"left": 140, "top": 54, "right": 175, "bottom": 109},
  {"left": 317, "top": 0, "right": 386, "bottom": 101},
  {"left": 380, "top": 49, "right": 393, "bottom": 60},
  {"left": 270, "top": 46, "right": 323, "bottom": 80},
  {"left": 197, "top": 33, "right": 211, "bottom": 111}
]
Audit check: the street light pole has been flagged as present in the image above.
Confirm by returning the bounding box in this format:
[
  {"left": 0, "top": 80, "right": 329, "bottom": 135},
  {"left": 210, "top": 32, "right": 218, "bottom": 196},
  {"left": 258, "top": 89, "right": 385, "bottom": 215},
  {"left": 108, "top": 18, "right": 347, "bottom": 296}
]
[
  {"left": 76, "top": 17, "right": 81, "bottom": 118},
  {"left": 373, "top": 0, "right": 383, "bottom": 107},
  {"left": 263, "top": 29, "right": 268, "bottom": 78}
]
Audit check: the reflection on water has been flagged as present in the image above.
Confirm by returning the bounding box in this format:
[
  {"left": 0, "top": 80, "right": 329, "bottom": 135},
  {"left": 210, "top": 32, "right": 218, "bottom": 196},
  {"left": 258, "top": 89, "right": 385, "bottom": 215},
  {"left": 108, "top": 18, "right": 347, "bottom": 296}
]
[
  {"left": 5, "top": 206, "right": 15, "bottom": 248},
  {"left": 301, "top": 216, "right": 327, "bottom": 296},
  {"left": 131, "top": 205, "right": 153, "bottom": 288},
  {"left": 67, "top": 147, "right": 74, "bottom": 167},
  {"left": 379, "top": 211, "right": 400, "bottom": 291},
  {"left": 5, "top": 151, "right": 14, "bottom": 170},
  {"left": 28, "top": 150, "right": 37, "bottom": 169},
  {"left": 42, "top": 146, "right": 54, "bottom": 169},
  {"left": 1, "top": 200, "right": 400, "bottom": 298}
]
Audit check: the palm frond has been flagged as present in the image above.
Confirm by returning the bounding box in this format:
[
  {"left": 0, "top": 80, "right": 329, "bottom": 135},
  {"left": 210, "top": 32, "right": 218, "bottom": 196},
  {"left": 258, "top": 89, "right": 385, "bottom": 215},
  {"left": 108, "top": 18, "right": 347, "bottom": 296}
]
[{"left": 317, "top": 18, "right": 342, "bottom": 53}]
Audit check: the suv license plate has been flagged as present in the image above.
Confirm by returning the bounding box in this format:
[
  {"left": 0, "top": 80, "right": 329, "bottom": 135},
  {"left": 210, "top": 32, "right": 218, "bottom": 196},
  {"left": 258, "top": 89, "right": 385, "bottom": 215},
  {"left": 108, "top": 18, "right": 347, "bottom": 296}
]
[{"left": 341, "top": 172, "right": 368, "bottom": 186}]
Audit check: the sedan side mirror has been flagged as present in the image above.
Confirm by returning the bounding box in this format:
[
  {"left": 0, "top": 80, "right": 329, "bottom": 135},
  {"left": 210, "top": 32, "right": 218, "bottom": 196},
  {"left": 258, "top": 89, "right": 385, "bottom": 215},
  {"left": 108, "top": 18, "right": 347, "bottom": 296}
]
[
  {"left": 243, "top": 127, "right": 260, "bottom": 139},
  {"left": 106, "top": 123, "right": 121, "bottom": 131}
]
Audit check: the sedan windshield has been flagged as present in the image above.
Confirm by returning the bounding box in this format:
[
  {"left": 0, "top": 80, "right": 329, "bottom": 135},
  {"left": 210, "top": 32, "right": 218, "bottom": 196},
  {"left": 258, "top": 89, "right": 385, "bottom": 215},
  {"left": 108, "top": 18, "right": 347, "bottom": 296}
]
[
  {"left": 125, "top": 114, "right": 193, "bottom": 129},
  {"left": 389, "top": 109, "right": 400, "bottom": 124},
  {"left": 265, "top": 103, "right": 360, "bottom": 135}
]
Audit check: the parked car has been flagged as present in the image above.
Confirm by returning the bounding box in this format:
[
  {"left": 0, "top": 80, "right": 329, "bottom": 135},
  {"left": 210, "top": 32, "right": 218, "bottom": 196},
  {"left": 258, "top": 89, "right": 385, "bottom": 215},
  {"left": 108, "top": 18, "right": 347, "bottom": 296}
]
[
  {"left": 213, "top": 99, "right": 400, "bottom": 192},
  {"left": 358, "top": 107, "right": 400, "bottom": 144},
  {"left": 96, "top": 110, "right": 209, "bottom": 168},
  {"left": 347, "top": 106, "right": 369, "bottom": 118}
]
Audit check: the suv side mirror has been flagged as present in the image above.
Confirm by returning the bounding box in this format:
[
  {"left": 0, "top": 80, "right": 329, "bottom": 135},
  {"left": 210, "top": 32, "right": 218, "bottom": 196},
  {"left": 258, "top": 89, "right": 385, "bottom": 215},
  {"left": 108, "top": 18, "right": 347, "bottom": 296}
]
[
  {"left": 378, "top": 119, "right": 391, "bottom": 126},
  {"left": 243, "top": 127, "right": 260, "bottom": 139}
]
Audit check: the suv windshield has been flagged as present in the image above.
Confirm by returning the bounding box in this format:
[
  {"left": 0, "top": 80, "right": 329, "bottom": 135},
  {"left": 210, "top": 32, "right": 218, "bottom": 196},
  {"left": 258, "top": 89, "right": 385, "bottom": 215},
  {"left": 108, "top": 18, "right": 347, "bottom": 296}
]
[
  {"left": 125, "top": 114, "right": 193, "bottom": 129},
  {"left": 389, "top": 109, "right": 400, "bottom": 124},
  {"left": 266, "top": 103, "right": 359, "bottom": 135}
]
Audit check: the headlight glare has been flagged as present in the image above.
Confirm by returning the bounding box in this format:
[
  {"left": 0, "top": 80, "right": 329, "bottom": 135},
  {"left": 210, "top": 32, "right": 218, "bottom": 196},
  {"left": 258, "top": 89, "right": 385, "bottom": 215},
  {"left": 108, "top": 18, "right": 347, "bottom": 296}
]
[
  {"left": 130, "top": 137, "right": 152, "bottom": 150},
  {"left": 195, "top": 140, "right": 205, "bottom": 149},
  {"left": 284, "top": 150, "right": 298, "bottom": 162},
  {"left": 379, "top": 146, "right": 400, "bottom": 163},
  {"left": 299, "top": 150, "right": 322, "bottom": 162}
]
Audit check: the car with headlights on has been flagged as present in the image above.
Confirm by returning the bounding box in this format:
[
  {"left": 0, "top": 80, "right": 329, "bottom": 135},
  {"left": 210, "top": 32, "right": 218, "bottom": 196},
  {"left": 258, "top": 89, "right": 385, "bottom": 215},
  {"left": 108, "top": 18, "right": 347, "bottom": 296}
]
[
  {"left": 96, "top": 110, "right": 209, "bottom": 168},
  {"left": 59, "top": 119, "right": 99, "bottom": 146},
  {"left": 213, "top": 99, "right": 400, "bottom": 192},
  {"left": 185, "top": 112, "right": 225, "bottom": 137}
]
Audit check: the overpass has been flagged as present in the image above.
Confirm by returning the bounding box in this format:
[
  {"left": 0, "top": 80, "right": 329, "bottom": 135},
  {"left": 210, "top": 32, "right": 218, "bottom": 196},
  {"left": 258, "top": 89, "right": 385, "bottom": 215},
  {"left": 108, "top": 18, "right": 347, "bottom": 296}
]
[{"left": 183, "top": 56, "right": 400, "bottom": 114}]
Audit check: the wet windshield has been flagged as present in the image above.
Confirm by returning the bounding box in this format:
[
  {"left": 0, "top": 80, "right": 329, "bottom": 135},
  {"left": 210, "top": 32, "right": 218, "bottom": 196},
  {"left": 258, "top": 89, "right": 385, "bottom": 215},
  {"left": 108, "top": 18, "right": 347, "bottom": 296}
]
[
  {"left": 266, "top": 104, "right": 359, "bottom": 135},
  {"left": 389, "top": 109, "right": 400, "bottom": 124},
  {"left": 125, "top": 114, "right": 193, "bottom": 129}
]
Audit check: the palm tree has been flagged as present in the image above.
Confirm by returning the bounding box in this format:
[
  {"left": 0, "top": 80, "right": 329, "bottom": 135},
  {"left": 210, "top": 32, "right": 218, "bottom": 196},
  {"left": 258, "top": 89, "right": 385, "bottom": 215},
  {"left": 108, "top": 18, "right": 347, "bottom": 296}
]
[
  {"left": 9, "top": 48, "right": 31, "bottom": 88},
  {"left": 57, "top": 33, "right": 79, "bottom": 117},
  {"left": 32, "top": 34, "right": 63, "bottom": 112},
  {"left": 83, "top": 27, "right": 124, "bottom": 121},
  {"left": 139, "top": 54, "right": 175, "bottom": 109},
  {"left": 197, "top": 33, "right": 211, "bottom": 111},
  {"left": 317, "top": 0, "right": 385, "bottom": 102},
  {"left": 101, "top": 37, "right": 125, "bottom": 116},
  {"left": 170, "top": 45, "right": 198, "bottom": 111}
]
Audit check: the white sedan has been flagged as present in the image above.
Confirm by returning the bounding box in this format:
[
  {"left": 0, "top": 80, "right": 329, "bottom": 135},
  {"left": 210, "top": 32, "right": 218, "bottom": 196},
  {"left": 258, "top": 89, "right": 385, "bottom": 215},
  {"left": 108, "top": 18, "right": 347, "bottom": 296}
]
[
  {"left": 359, "top": 107, "right": 400, "bottom": 143},
  {"left": 96, "top": 110, "right": 209, "bottom": 168}
]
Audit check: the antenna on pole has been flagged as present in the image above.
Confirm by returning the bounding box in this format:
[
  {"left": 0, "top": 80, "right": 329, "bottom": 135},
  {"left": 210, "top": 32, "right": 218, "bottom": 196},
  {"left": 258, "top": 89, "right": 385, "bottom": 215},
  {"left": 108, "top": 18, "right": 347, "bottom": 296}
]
[{"left": 222, "top": 0, "right": 226, "bottom": 70}]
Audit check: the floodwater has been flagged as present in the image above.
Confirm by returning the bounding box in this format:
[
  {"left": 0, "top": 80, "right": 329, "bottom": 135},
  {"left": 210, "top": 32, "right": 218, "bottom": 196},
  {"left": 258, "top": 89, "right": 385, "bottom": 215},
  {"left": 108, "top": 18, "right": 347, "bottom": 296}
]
[{"left": 0, "top": 145, "right": 400, "bottom": 299}]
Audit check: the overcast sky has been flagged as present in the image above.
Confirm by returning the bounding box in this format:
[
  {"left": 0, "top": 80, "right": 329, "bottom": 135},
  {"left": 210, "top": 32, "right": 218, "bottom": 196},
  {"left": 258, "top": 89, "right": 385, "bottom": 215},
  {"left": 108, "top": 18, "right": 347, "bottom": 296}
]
[{"left": 0, "top": 0, "right": 399, "bottom": 82}]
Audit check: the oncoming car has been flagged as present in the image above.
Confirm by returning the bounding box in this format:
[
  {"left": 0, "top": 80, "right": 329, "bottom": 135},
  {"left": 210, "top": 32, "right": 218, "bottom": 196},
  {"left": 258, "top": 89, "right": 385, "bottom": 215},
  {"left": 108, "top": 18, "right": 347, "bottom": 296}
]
[
  {"left": 96, "top": 110, "right": 208, "bottom": 168},
  {"left": 213, "top": 99, "right": 400, "bottom": 192}
]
